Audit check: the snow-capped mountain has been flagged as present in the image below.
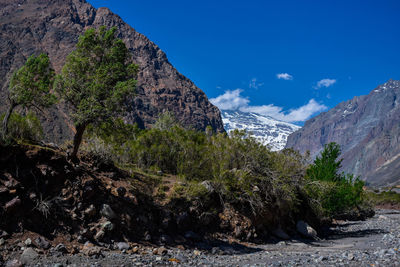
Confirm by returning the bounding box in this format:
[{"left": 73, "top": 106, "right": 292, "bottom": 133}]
[{"left": 221, "top": 110, "right": 300, "bottom": 151}]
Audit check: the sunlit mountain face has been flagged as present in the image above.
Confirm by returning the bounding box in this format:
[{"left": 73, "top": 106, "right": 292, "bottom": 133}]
[{"left": 221, "top": 110, "right": 300, "bottom": 151}]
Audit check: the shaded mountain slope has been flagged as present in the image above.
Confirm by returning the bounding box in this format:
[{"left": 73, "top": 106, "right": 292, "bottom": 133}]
[{"left": 286, "top": 79, "right": 400, "bottom": 186}]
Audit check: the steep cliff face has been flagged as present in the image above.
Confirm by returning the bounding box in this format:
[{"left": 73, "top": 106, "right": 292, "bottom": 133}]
[
  {"left": 286, "top": 80, "right": 400, "bottom": 186},
  {"left": 0, "top": 0, "right": 224, "bottom": 142}
]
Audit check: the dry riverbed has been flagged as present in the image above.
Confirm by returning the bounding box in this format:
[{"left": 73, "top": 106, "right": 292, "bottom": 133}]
[{"left": 2, "top": 209, "right": 399, "bottom": 267}]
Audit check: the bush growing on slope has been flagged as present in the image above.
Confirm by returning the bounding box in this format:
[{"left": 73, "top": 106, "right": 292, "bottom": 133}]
[
  {"left": 1, "top": 53, "right": 56, "bottom": 142},
  {"left": 84, "top": 117, "right": 310, "bottom": 230},
  {"left": 0, "top": 112, "right": 43, "bottom": 143},
  {"left": 83, "top": 118, "right": 374, "bottom": 238}
]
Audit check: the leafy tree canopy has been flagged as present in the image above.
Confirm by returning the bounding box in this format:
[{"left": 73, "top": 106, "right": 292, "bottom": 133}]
[
  {"left": 306, "top": 142, "right": 343, "bottom": 182},
  {"left": 55, "top": 26, "right": 138, "bottom": 159},
  {"left": 2, "top": 53, "right": 56, "bottom": 140}
]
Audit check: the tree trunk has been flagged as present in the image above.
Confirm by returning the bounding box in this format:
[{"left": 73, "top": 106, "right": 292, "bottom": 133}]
[
  {"left": 70, "top": 123, "right": 86, "bottom": 161},
  {"left": 2, "top": 102, "right": 16, "bottom": 140}
]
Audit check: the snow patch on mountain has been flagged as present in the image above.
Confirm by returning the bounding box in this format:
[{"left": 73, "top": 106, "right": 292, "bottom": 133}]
[{"left": 221, "top": 110, "right": 301, "bottom": 151}]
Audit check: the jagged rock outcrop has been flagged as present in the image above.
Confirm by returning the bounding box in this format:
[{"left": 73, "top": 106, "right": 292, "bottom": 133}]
[
  {"left": 0, "top": 0, "right": 224, "bottom": 143},
  {"left": 286, "top": 79, "right": 400, "bottom": 186}
]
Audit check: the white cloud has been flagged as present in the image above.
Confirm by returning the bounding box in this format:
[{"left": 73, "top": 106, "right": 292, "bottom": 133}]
[
  {"left": 249, "top": 78, "right": 264, "bottom": 89},
  {"left": 315, "top": 78, "right": 336, "bottom": 89},
  {"left": 276, "top": 73, "right": 293, "bottom": 80},
  {"left": 209, "top": 89, "right": 249, "bottom": 110},
  {"left": 210, "top": 89, "right": 327, "bottom": 123}
]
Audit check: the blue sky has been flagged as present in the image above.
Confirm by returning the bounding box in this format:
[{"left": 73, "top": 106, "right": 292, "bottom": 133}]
[{"left": 88, "top": 0, "right": 400, "bottom": 123}]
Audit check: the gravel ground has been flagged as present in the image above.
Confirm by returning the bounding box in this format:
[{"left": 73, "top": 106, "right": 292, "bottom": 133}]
[{"left": 4, "top": 209, "right": 400, "bottom": 267}]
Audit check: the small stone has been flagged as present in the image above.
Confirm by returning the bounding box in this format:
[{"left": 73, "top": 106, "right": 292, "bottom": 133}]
[
  {"left": 53, "top": 264, "right": 63, "bottom": 267},
  {"left": 347, "top": 253, "right": 354, "bottom": 260},
  {"left": 211, "top": 247, "right": 220, "bottom": 254},
  {"left": 132, "top": 246, "right": 139, "bottom": 253},
  {"left": 5, "top": 259, "right": 23, "bottom": 267},
  {"left": 54, "top": 243, "right": 67, "bottom": 253},
  {"left": 102, "top": 221, "right": 114, "bottom": 232},
  {"left": 34, "top": 236, "right": 50, "bottom": 250},
  {"left": 24, "top": 238, "right": 32, "bottom": 247},
  {"left": 157, "top": 247, "right": 168, "bottom": 255},
  {"left": 94, "top": 230, "right": 105, "bottom": 241},
  {"left": 116, "top": 187, "right": 126, "bottom": 197},
  {"left": 156, "top": 256, "right": 162, "bottom": 261},
  {"left": 77, "top": 235, "right": 85, "bottom": 243},
  {"left": 0, "top": 238, "right": 5, "bottom": 246},
  {"left": 0, "top": 230, "right": 9, "bottom": 238},
  {"left": 277, "top": 241, "right": 286, "bottom": 246},
  {"left": 20, "top": 247, "right": 39, "bottom": 265},
  {"left": 144, "top": 232, "right": 151, "bottom": 241},
  {"left": 193, "top": 249, "right": 201, "bottom": 256},
  {"left": 160, "top": 234, "right": 172, "bottom": 244},
  {"left": 115, "top": 242, "right": 130, "bottom": 250},
  {"left": 82, "top": 242, "right": 103, "bottom": 257},
  {"left": 100, "top": 204, "right": 116, "bottom": 219},
  {"left": 84, "top": 204, "right": 96, "bottom": 217},
  {"left": 71, "top": 245, "right": 79, "bottom": 254}
]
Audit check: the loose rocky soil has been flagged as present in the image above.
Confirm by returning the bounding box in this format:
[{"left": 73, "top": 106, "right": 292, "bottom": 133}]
[{"left": 1, "top": 209, "right": 398, "bottom": 266}]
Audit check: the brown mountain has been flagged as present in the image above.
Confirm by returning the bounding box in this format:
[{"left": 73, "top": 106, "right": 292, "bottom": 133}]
[
  {"left": 0, "top": 0, "right": 224, "bottom": 143},
  {"left": 286, "top": 79, "right": 400, "bottom": 186}
]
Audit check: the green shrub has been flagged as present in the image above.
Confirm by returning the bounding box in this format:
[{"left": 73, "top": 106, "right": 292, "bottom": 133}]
[
  {"left": 85, "top": 118, "right": 308, "bottom": 222},
  {"left": 0, "top": 112, "right": 43, "bottom": 143},
  {"left": 305, "top": 142, "right": 367, "bottom": 217},
  {"left": 366, "top": 190, "right": 400, "bottom": 206}
]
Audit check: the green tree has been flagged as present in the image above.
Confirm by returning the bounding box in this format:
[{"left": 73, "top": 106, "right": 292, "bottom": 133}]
[
  {"left": 306, "top": 142, "right": 343, "bottom": 182},
  {"left": 305, "top": 142, "right": 367, "bottom": 216},
  {"left": 2, "top": 53, "right": 56, "bottom": 140},
  {"left": 55, "top": 26, "right": 138, "bottom": 160}
]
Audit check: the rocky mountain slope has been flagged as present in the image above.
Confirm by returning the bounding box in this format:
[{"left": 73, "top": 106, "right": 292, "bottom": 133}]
[
  {"left": 286, "top": 79, "right": 400, "bottom": 186},
  {"left": 0, "top": 0, "right": 224, "bottom": 143},
  {"left": 221, "top": 110, "right": 300, "bottom": 151}
]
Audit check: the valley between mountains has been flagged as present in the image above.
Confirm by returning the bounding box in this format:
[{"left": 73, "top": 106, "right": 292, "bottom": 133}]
[{"left": 0, "top": 0, "right": 400, "bottom": 266}]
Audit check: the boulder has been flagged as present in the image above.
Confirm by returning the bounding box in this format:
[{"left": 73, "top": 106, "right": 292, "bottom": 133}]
[
  {"left": 115, "top": 242, "right": 130, "bottom": 250},
  {"left": 20, "top": 247, "right": 39, "bottom": 265},
  {"left": 296, "top": 221, "right": 317, "bottom": 239},
  {"left": 100, "top": 204, "right": 116, "bottom": 219}
]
